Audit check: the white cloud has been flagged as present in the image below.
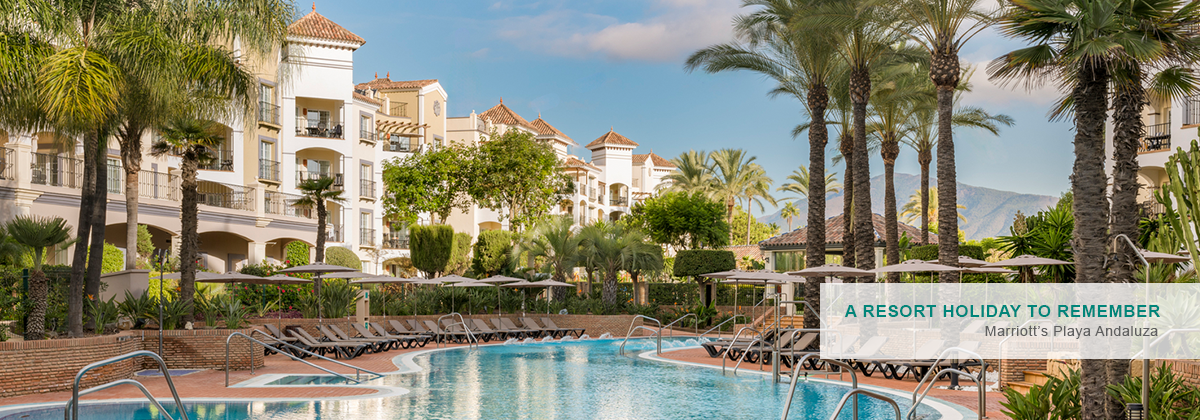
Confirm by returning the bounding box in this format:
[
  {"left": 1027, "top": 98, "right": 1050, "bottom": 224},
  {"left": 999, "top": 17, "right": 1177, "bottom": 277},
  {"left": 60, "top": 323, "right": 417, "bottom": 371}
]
[
  {"left": 959, "top": 60, "right": 1065, "bottom": 108},
  {"left": 469, "top": 48, "right": 490, "bottom": 59},
  {"left": 495, "top": 0, "right": 741, "bottom": 62}
]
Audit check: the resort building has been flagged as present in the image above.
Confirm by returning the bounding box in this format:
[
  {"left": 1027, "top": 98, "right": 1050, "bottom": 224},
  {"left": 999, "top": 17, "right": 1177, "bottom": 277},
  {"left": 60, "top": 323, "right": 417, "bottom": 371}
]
[
  {"left": 0, "top": 7, "right": 677, "bottom": 284},
  {"left": 1103, "top": 93, "right": 1195, "bottom": 216}
]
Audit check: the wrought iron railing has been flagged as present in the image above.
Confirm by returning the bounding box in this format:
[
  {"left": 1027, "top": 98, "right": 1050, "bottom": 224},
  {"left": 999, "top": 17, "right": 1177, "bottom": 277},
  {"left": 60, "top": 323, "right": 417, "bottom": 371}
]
[
  {"left": 258, "top": 101, "right": 280, "bottom": 125},
  {"left": 359, "top": 129, "right": 375, "bottom": 142},
  {"left": 360, "top": 179, "right": 376, "bottom": 198},
  {"left": 390, "top": 102, "right": 407, "bottom": 117},
  {"left": 382, "top": 232, "right": 409, "bottom": 249},
  {"left": 327, "top": 224, "right": 344, "bottom": 243},
  {"left": 197, "top": 181, "right": 255, "bottom": 211},
  {"left": 1139, "top": 122, "right": 1171, "bottom": 153},
  {"left": 296, "top": 171, "right": 344, "bottom": 191},
  {"left": 258, "top": 159, "right": 280, "bottom": 181},
  {"left": 106, "top": 162, "right": 122, "bottom": 194},
  {"left": 360, "top": 228, "right": 376, "bottom": 247},
  {"left": 198, "top": 149, "right": 234, "bottom": 171},
  {"left": 386, "top": 138, "right": 415, "bottom": 152},
  {"left": 610, "top": 196, "right": 628, "bottom": 206},
  {"left": 263, "top": 191, "right": 314, "bottom": 219},
  {"left": 1186, "top": 96, "right": 1200, "bottom": 126},
  {"left": 139, "top": 170, "right": 180, "bottom": 201},
  {"left": 298, "top": 123, "right": 344, "bottom": 139},
  {"left": 0, "top": 147, "right": 13, "bottom": 181},
  {"left": 31, "top": 152, "right": 84, "bottom": 188}
]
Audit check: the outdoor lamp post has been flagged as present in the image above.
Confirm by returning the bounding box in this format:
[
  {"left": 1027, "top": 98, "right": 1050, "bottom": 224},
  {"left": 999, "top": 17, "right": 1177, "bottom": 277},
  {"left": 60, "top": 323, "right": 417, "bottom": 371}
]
[{"left": 1126, "top": 403, "right": 1145, "bottom": 420}]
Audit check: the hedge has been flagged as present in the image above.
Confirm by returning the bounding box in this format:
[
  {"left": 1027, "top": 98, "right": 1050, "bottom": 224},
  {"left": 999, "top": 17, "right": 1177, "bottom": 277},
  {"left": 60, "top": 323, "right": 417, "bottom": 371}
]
[
  {"left": 325, "top": 247, "right": 362, "bottom": 270},
  {"left": 285, "top": 241, "right": 310, "bottom": 266},
  {"left": 410, "top": 225, "right": 455, "bottom": 277},
  {"left": 673, "top": 249, "right": 735, "bottom": 280},
  {"left": 471, "top": 230, "right": 512, "bottom": 276},
  {"left": 908, "top": 244, "right": 984, "bottom": 261}
]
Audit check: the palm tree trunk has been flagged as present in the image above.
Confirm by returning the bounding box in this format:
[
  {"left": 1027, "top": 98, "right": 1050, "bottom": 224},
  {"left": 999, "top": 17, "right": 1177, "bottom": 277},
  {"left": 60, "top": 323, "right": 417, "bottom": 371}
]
[
  {"left": 1108, "top": 65, "right": 1144, "bottom": 419},
  {"left": 805, "top": 83, "right": 829, "bottom": 334},
  {"left": 315, "top": 201, "right": 327, "bottom": 316},
  {"left": 727, "top": 197, "right": 736, "bottom": 243},
  {"left": 918, "top": 151, "right": 932, "bottom": 245},
  {"left": 85, "top": 138, "right": 108, "bottom": 331},
  {"left": 68, "top": 131, "right": 98, "bottom": 337},
  {"left": 602, "top": 266, "right": 617, "bottom": 305},
  {"left": 25, "top": 271, "right": 48, "bottom": 340},
  {"left": 934, "top": 84, "right": 959, "bottom": 284},
  {"left": 882, "top": 136, "right": 900, "bottom": 283},
  {"left": 841, "top": 135, "right": 855, "bottom": 268},
  {"left": 745, "top": 203, "right": 753, "bottom": 245},
  {"left": 1073, "top": 61, "right": 1111, "bottom": 420},
  {"left": 850, "top": 66, "right": 874, "bottom": 279},
  {"left": 179, "top": 159, "right": 199, "bottom": 324},
  {"left": 121, "top": 123, "right": 145, "bottom": 270}
]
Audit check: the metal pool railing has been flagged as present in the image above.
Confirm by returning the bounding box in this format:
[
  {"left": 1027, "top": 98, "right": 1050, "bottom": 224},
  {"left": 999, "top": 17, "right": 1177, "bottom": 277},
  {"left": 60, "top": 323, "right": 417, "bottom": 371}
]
[{"left": 66, "top": 350, "right": 189, "bottom": 420}]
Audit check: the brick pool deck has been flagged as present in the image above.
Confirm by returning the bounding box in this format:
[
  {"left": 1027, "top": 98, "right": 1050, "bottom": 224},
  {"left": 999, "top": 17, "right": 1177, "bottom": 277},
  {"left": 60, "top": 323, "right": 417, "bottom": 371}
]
[{"left": 0, "top": 339, "right": 1010, "bottom": 419}]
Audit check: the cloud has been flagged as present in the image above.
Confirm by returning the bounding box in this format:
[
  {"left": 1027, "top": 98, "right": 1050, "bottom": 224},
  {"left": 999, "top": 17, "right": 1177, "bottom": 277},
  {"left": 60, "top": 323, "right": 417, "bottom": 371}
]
[
  {"left": 495, "top": 0, "right": 741, "bottom": 62},
  {"left": 959, "top": 60, "right": 1065, "bottom": 108},
  {"left": 469, "top": 48, "right": 490, "bottom": 59}
]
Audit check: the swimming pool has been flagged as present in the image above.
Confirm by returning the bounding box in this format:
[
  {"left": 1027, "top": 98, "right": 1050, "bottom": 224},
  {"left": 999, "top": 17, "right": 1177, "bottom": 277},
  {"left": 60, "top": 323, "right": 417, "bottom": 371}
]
[{"left": 0, "top": 339, "right": 957, "bottom": 419}]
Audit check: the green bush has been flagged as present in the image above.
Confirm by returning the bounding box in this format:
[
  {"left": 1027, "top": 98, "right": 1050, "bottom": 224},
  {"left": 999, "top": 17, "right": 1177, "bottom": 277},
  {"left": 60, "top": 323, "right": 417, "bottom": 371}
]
[
  {"left": 1000, "top": 368, "right": 1080, "bottom": 420},
  {"left": 908, "top": 244, "right": 984, "bottom": 261},
  {"left": 410, "top": 225, "right": 455, "bottom": 277},
  {"left": 284, "top": 241, "right": 310, "bottom": 267},
  {"left": 101, "top": 243, "right": 123, "bottom": 274},
  {"left": 447, "top": 232, "right": 472, "bottom": 275},
  {"left": 137, "top": 224, "right": 154, "bottom": 260},
  {"left": 471, "top": 230, "right": 513, "bottom": 276},
  {"left": 325, "top": 247, "right": 362, "bottom": 270},
  {"left": 673, "top": 249, "right": 735, "bottom": 280}
]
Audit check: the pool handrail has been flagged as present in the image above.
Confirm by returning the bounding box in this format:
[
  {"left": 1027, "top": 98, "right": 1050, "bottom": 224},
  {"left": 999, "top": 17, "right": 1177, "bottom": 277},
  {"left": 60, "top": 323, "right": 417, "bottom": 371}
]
[
  {"left": 996, "top": 318, "right": 1053, "bottom": 388},
  {"left": 249, "top": 329, "right": 384, "bottom": 378},
  {"left": 827, "top": 389, "right": 900, "bottom": 420},
  {"left": 66, "top": 350, "right": 189, "bottom": 420},
  {"left": 911, "top": 346, "right": 986, "bottom": 418},
  {"left": 730, "top": 337, "right": 766, "bottom": 375},
  {"left": 66, "top": 379, "right": 179, "bottom": 420},
  {"left": 907, "top": 368, "right": 983, "bottom": 420},
  {"left": 780, "top": 357, "right": 858, "bottom": 420},
  {"left": 778, "top": 300, "right": 828, "bottom": 329},
  {"left": 661, "top": 313, "right": 695, "bottom": 338},
  {"left": 621, "top": 315, "right": 662, "bottom": 353},
  {"left": 701, "top": 314, "right": 749, "bottom": 339},
  {"left": 618, "top": 325, "right": 662, "bottom": 355},
  {"left": 225, "top": 330, "right": 380, "bottom": 387},
  {"left": 720, "top": 326, "right": 762, "bottom": 373},
  {"left": 436, "top": 312, "right": 478, "bottom": 348}
]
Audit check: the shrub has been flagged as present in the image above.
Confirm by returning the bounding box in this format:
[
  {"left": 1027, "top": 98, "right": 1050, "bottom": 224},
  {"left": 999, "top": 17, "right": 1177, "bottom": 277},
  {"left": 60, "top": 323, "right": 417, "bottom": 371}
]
[
  {"left": 908, "top": 244, "right": 984, "bottom": 261},
  {"left": 285, "top": 241, "right": 310, "bottom": 267},
  {"left": 101, "top": 243, "right": 123, "bottom": 274},
  {"left": 447, "top": 232, "right": 472, "bottom": 275},
  {"left": 137, "top": 224, "right": 154, "bottom": 260},
  {"left": 1000, "top": 368, "right": 1080, "bottom": 420},
  {"left": 471, "top": 230, "right": 513, "bottom": 276},
  {"left": 673, "top": 249, "right": 735, "bottom": 280},
  {"left": 325, "top": 247, "right": 362, "bottom": 270},
  {"left": 410, "top": 225, "right": 455, "bottom": 277}
]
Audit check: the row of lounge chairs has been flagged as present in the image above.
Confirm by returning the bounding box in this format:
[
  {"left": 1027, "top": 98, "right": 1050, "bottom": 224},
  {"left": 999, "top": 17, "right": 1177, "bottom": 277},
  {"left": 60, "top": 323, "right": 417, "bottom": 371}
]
[{"left": 433, "top": 317, "right": 585, "bottom": 343}]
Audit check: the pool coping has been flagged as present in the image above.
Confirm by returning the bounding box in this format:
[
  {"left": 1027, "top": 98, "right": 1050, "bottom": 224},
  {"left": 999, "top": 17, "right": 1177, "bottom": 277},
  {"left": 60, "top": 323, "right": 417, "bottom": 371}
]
[{"left": 0, "top": 339, "right": 976, "bottom": 419}]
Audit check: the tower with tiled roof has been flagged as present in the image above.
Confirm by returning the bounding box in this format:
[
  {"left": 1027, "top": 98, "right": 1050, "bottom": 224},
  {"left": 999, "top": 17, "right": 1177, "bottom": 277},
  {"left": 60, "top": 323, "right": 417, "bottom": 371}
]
[
  {"left": 529, "top": 114, "right": 576, "bottom": 157},
  {"left": 477, "top": 99, "right": 537, "bottom": 135},
  {"left": 632, "top": 151, "right": 675, "bottom": 196},
  {"left": 586, "top": 128, "right": 638, "bottom": 209}
]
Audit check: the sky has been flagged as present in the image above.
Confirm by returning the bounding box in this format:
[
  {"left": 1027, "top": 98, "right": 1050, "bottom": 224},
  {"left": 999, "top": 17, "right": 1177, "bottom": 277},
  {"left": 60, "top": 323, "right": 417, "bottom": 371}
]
[{"left": 318, "top": 0, "right": 1074, "bottom": 197}]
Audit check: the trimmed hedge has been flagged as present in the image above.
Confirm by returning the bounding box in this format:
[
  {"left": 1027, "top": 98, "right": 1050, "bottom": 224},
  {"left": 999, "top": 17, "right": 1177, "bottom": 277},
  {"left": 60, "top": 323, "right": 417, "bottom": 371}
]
[
  {"left": 471, "top": 230, "right": 512, "bottom": 276},
  {"left": 447, "top": 232, "right": 472, "bottom": 275},
  {"left": 325, "top": 247, "right": 362, "bottom": 270},
  {"left": 673, "top": 249, "right": 735, "bottom": 280},
  {"left": 908, "top": 244, "right": 984, "bottom": 261},
  {"left": 410, "top": 225, "right": 455, "bottom": 277},
  {"left": 285, "top": 241, "right": 310, "bottom": 266}
]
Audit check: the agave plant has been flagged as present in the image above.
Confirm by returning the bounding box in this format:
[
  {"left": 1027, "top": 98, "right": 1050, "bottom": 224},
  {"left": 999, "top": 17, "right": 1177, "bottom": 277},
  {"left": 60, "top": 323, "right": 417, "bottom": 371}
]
[
  {"left": 118, "top": 290, "right": 154, "bottom": 328},
  {"left": 216, "top": 295, "right": 250, "bottom": 329}
]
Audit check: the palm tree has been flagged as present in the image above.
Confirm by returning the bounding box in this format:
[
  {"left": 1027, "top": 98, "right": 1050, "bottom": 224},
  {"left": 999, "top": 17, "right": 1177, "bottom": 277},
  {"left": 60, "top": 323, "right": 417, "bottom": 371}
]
[
  {"left": 740, "top": 167, "right": 776, "bottom": 245},
  {"left": 623, "top": 241, "right": 664, "bottom": 305},
  {"left": 520, "top": 215, "right": 582, "bottom": 301},
  {"left": 780, "top": 202, "right": 802, "bottom": 231},
  {"left": 580, "top": 221, "right": 643, "bottom": 305},
  {"left": 869, "top": 62, "right": 929, "bottom": 280},
  {"left": 295, "top": 176, "right": 348, "bottom": 297},
  {"left": 662, "top": 150, "right": 714, "bottom": 194},
  {"left": 709, "top": 149, "right": 762, "bottom": 242},
  {"left": 6, "top": 216, "right": 72, "bottom": 340},
  {"left": 899, "top": 187, "right": 966, "bottom": 233},
  {"left": 151, "top": 118, "right": 224, "bottom": 323},
  {"left": 777, "top": 165, "right": 842, "bottom": 201}
]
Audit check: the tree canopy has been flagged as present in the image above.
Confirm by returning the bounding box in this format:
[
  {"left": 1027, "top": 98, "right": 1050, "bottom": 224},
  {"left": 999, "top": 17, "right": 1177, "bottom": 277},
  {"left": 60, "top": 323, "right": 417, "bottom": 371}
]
[
  {"left": 467, "top": 129, "right": 573, "bottom": 232},
  {"left": 625, "top": 191, "right": 729, "bottom": 250},
  {"left": 381, "top": 145, "right": 473, "bottom": 224}
]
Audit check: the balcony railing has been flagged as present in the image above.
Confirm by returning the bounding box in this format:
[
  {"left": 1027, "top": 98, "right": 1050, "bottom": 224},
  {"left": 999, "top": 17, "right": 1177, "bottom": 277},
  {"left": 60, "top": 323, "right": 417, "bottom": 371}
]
[
  {"left": 360, "top": 179, "right": 376, "bottom": 198},
  {"left": 257, "top": 159, "right": 279, "bottom": 182},
  {"left": 296, "top": 171, "right": 345, "bottom": 191},
  {"left": 139, "top": 170, "right": 180, "bottom": 201},
  {"left": 0, "top": 147, "right": 13, "bottom": 181},
  {"left": 1186, "top": 96, "right": 1200, "bottom": 126},
  {"left": 389, "top": 102, "right": 407, "bottom": 117},
  {"left": 1139, "top": 122, "right": 1171, "bottom": 153},
  {"left": 360, "top": 228, "right": 376, "bottom": 247},
  {"left": 327, "top": 224, "right": 344, "bottom": 243},
  {"left": 31, "top": 152, "right": 84, "bottom": 188},
  {"left": 359, "top": 129, "right": 376, "bottom": 142},
  {"left": 588, "top": 188, "right": 596, "bottom": 202},
  {"left": 298, "top": 123, "right": 344, "bottom": 139},
  {"left": 383, "top": 232, "right": 409, "bottom": 249},
  {"left": 106, "top": 162, "right": 122, "bottom": 194},
  {"left": 198, "top": 181, "right": 255, "bottom": 211},
  {"left": 258, "top": 101, "right": 280, "bottom": 125},
  {"left": 386, "top": 138, "right": 416, "bottom": 153},
  {"left": 598, "top": 195, "right": 605, "bottom": 205},
  {"left": 1142, "top": 199, "right": 1166, "bottom": 217},
  {"left": 264, "top": 191, "right": 314, "bottom": 219},
  {"left": 610, "top": 196, "right": 628, "bottom": 206},
  {"left": 198, "top": 149, "right": 234, "bottom": 171}
]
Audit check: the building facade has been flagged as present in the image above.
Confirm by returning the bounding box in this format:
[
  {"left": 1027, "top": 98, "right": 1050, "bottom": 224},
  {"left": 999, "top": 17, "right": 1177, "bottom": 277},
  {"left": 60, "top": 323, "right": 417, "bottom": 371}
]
[{"left": 1103, "top": 90, "right": 1196, "bottom": 217}]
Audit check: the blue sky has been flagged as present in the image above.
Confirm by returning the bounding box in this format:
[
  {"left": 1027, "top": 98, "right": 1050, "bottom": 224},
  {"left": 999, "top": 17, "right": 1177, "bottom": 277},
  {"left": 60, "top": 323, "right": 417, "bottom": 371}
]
[{"left": 320, "top": 0, "right": 1073, "bottom": 197}]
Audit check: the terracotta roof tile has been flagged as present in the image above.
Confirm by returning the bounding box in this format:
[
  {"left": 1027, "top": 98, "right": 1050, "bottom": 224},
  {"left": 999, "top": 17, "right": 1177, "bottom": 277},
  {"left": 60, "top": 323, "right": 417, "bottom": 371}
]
[
  {"left": 353, "top": 92, "right": 381, "bottom": 106},
  {"left": 633, "top": 152, "right": 675, "bottom": 168},
  {"left": 288, "top": 11, "right": 365, "bottom": 44},
  {"left": 529, "top": 116, "right": 575, "bottom": 144},
  {"left": 479, "top": 100, "right": 535, "bottom": 130},
  {"left": 585, "top": 129, "right": 639, "bottom": 149},
  {"left": 355, "top": 78, "right": 439, "bottom": 90},
  {"left": 726, "top": 245, "right": 764, "bottom": 262},
  {"left": 758, "top": 213, "right": 938, "bottom": 249},
  {"left": 564, "top": 156, "right": 600, "bottom": 171}
]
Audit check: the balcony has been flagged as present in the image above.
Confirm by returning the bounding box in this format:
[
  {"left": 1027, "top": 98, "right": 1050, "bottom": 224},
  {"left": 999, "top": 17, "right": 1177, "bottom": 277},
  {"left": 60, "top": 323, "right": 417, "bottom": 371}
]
[
  {"left": 386, "top": 138, "right": 416, "bottom": 153},
  {"left": 1139, "top": 122, "right": 1171, "bottom": 153},
  {"left": 360, "top": 228, "right": 376, "bottom": 247},
  {"left": 1186, "top": 96, "right": 1200, "bottom": 126},
  {"left": 297, "top": 123, "right": 344, "bottom": 139},
  {"left": 360, "top": 179, "right": 376, "bottom": 198},
  {"left": 389, "top": 102, "right": 407, "bottom": 117},
  {"left": 327, "top": 224, "right": 344, "bottom": 243},
  {"left": 139, "top": 170, "right": 180, "bottom": 201},
  {"left": 31, "top": 152, "right": 84, "bottom": 188},
  {"left": 610, "top": 196, "right": 628, "bottom": 206},
  {"left": 258, "top": 101, "right": 280, "bottom": 126},
  {"left": 588, "top": 188, "right": 596, "bottom": 202},
  {"left": 198, "top": 149, "right": 234, "bottom": 171},
  {"left": 0, "top": 148, "right": 14, "bottom": 180},
  {"left": 383, "top": 232, "right": 409, "bottom": 249},
  {"left": 258, "top": 159, "right": 280, "bottom": 182},
  {"left": 296, "top": 171, "right": 344, "bottom": 191},
  {"left": 1142, "top": 199, "right": 1166, "bottom": 218},
  {"left": 359, "top": 129, "right": 376, "bottom": 143},
  {"left": 105, "top": 162, "right": 122, "bottom": 194},
  {"left": 197, "top": 181, "right": 255, "bottom": 211},
  {"left": 264, "top": 191, "right": 314, "bottom": 219}
]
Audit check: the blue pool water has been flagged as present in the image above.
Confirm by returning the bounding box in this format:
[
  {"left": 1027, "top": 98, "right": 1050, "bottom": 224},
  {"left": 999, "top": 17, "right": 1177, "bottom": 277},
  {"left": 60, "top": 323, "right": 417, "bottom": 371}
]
[{"left": 0, "top": 339, "right": 946, "bottom": 420}]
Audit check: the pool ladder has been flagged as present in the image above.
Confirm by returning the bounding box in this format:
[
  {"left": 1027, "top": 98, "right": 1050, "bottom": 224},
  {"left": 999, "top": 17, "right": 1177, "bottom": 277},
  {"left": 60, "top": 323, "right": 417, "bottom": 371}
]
[
  {"left": 436, "top": 312, "right": 479, "bottom": 349},
  {"left": 224, "top": 329, "right": 384, "bottom": 387},
  {"left": 65, "top": 350, "right": 190, "bottom": 420},
  {"left": 907, "top": 347, "right": 987, "bottom": 420},
  {"left": 617, "top": 315, "right": 662, "bottom": 355}
]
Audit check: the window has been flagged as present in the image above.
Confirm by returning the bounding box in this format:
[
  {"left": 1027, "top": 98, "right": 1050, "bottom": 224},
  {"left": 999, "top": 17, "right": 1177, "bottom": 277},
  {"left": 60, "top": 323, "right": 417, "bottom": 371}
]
[
  {"left": 259, "top": 141, "right": 274, "bottom": 161},
  {"left": 360, "top": 164, "right": 371, "bottom": 181},
  {"left": 106, "top": 158, "right": 121, "bottom": 194},
  {"left": 306, "top": 110, "right": 330, "bottom": 129},
  {"left": 360, "top": 212, "right": 371, "bottom": 230},
  {"left": 773, "top": 251, "right": 805, "bottom": 272},
  {"left": 260, "top": 85, "right": 274, "bottom": 106}
]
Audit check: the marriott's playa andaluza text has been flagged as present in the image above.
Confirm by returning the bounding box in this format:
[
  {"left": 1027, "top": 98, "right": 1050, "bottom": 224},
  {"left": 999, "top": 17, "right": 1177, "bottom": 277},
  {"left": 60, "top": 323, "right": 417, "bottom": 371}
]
[{"left": 821, "top": 283, "right": 1200, "bottom": 360}]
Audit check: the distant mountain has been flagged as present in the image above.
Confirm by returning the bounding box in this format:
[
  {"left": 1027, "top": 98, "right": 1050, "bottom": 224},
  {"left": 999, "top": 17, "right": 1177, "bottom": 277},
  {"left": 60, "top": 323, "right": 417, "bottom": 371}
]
[{"left": 757, "top": 173, "right": 1059, "bottom": 240}]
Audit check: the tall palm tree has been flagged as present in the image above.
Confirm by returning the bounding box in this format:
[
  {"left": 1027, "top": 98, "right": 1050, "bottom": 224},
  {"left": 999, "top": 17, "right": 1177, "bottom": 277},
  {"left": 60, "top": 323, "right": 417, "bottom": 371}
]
[
  {"left": 869, "top": 62, "right": 929, "bottom": 280},
  {"left": 151, "top": 118, "right": 223, "bottom": 323},
  {"left": 830, "top": 87, "right": 857, "bottom": 269},
  {"left": 990, "top": 0, "right": 1189, "bottom": 417},
  {"left": 519, "top": 215, "right": 582, "bottom": 301},
  {"left": 777, "top": 165, "right": 842, "bottom": 201},
  {"left": 623, "top": 240, "right": 664, "bottom": 305},
  {"left": 662, "top": 150, "right": 714, "bottom": 194},
  {"left": 780, "top": 202, "right": 802, "bottom": 231},
  {"left": 295, "top": 176, "right": 348, "bottom": 296},
  {"left": 741, "top": 167, "right": 776, "bottom": 245},
  {"left": 580, "top": 221, "right": 643, "bottom": 305},
  {"left": 6, "top": 216, "right": 72, "bottom": 340},
  {"left": 709, "top": 149, "right": 762, "bottom": 242}
]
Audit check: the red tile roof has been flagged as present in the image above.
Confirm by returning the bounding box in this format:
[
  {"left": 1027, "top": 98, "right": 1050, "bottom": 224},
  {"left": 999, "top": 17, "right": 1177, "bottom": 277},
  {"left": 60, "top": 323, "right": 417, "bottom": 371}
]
[
  {"left": 288, "top": 11, "right": 365, "bottom": 44},
  {"left": 633, "top": 152, "right": 675, "bottom": 168},
  {"left": 726, "top": 245, "right": 765, "bottom": 262},
  {"left": 355, "top": 78, "right": 439, "bottom": 90},
  {"left": 352, "top": 92, "right": 381, "bottom": 106},
  {"left": 564, "top": 156, "right": 600, "bottom": 171},
  {"left": 758, "top": 213, "right": 938, "bottom": 249},
  {"left": 479, "top": 100, "right": 535, "bottom": 130},
  {"left": 586, "top": 128, "right": 639, "bottom": 149},
  {"left": 530, "top": 116, "right": 575, "bottom": 144}
]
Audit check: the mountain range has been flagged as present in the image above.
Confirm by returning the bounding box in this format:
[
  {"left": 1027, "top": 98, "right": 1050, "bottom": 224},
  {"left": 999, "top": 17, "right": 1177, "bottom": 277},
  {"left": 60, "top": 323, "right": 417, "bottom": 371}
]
[{"left": 757, "top": 173, "right": 1061, "bottom": 240}]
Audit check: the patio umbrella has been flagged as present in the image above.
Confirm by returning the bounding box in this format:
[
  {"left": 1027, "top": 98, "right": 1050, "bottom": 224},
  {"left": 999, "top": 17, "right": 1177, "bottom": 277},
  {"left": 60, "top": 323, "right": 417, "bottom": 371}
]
[
  {"left": 279, "top": 263, "right": 356, "bottom": 321},
  {"left": 701, "top": 270, "right": 743, "bottom": 279},
  {"left": 962, "top": 267, "right": 1017, "bottom": 274},
  {"left": 315, "top": 271, "right": 374, "bottom": 279},
  {"left": 1138, "top": 249, "right": 1191, "bottom": 264},
  {"left": 982, "top": 255, "right": 1072, "bottom": 283},
  {"left": 476, "top": 275, "right": 523, "bottom": 315},
  {"left": 925, "top": 256, "right": 990, "bottom": 268},
  {"left": 205, "top": 273, "right": 312, "bottom": 324},
  {"left": 529, "top": 279, "right": 574, "bottom": 315},
  {"left": 872, "top": 260, "right": 961, "bottom": 283},
  {"left": 160, "top": 271, "right": 221, "bottom": 280},
  {"left": 501, "top": 280, "right": 545, "bottom": 316},
  {"left": 787, "top": 264, "right": 874, "bottom": 277},
  {"left": 433, "top": 274, "right": 475, "bottom": 283}
]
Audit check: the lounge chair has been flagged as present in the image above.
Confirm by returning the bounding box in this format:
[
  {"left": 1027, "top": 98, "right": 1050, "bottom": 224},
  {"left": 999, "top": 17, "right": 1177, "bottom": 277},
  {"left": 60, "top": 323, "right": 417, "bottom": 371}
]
[
  {"left": 961, "top": 320, "right": 988, "bottom": 335},
  {"left": 289, "top": 328, "right": 369, "bottom": 360},
  {"left": 316, "top": 325, "right": 386, "bottom": 353},
  {"left": 373, "top": 323, "right": 432, "bottom": 347},
  {"left": 261, "top": 324, "right": 308, "bottom": 358},
  {"left": 851, "top": 339, "right": 945, "bottom": 379},
  {"left": 782, "top": 334, "right": 859, "bottom": 370},
  {"left": 519, "top": 317, "right": 560, "bottom": 338},
  {"left": 407, "top": 319, "right": 433, "bottom": 335},
  {"left": 711, "top": 329, "right": 783, "bottom": 360},
  {"left": 541, "top": 318, "right": 584, "bottom": 338},
  {"left": 472, "top": 319, "right": 509, "bottom": 340},
  {"left": 391, "top": 320, "right": 434, "bottom": 339},
  {"left": 458, "top": 320, "right": 495, "bottom": 342},
  {"left": 743, "top": 332, "right": 819, "bottom": 365},
  {"left": 332, "top": 324, "right": 398, "bottom": 351},
  {"left": 900, "top": 341, "right": 983, "bottom": 379},
  {"left": 492, "top": 318, "right": 536, "bottom": 339},
  {"left": 353, "top": 323, "right": 411, "bottom": 349},
  {"left": 423, "top": 320, "right": 472, "bottom": 343}
]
